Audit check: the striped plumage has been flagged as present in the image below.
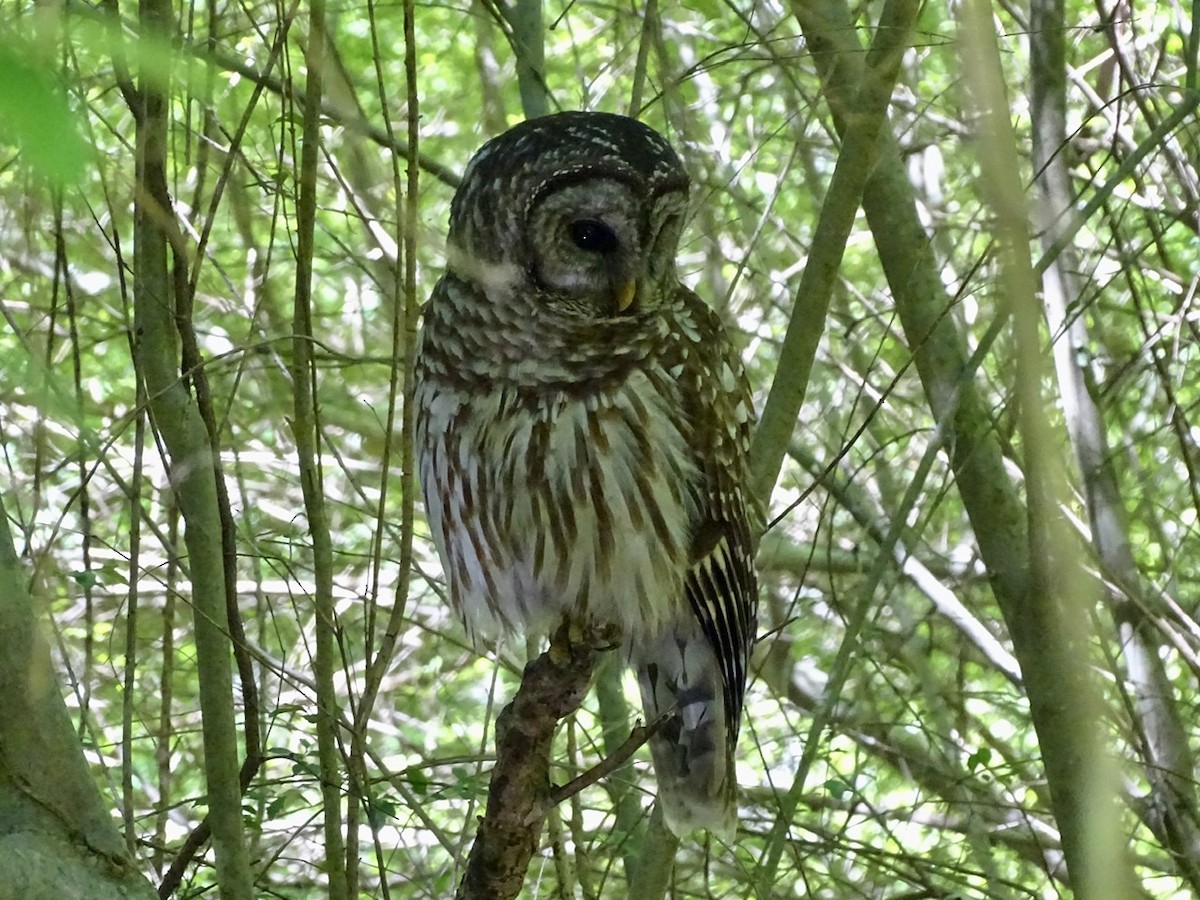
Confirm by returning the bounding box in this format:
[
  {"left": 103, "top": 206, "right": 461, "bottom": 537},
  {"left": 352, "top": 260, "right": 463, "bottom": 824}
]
[{"left": 414, "top": 111, "right": 757, "bottom": 835}]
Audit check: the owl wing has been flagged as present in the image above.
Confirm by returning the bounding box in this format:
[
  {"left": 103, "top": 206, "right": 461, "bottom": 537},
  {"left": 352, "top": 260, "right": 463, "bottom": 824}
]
[{"left": 677, "top": 292, "right": 759, "bottom": 746}]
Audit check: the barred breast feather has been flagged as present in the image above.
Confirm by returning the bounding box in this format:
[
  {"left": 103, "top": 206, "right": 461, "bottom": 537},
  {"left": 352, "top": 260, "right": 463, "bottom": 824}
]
[
  {"left": 416, "top": 343, "right": 698, "bottom": 644},
  {"left": 415, "top": 273, "right": 757, "bottom": 836}
]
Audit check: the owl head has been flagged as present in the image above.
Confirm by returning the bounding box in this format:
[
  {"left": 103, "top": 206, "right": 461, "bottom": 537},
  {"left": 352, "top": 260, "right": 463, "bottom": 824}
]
[{"left": 445, "top": 111, "right": 691, "bottom": 319}]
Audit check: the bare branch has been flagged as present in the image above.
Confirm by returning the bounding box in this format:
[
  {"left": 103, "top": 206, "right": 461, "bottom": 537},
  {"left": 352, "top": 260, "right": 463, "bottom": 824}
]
[{"left": 456, "top": 625, "right": 611, "bottom": 900}]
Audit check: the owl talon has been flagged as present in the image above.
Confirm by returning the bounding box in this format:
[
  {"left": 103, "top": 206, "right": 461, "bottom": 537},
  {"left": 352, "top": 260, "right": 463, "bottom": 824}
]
[
  {"left": 590, "top": 623, "right": 621, "bottom": 651},
  {"left": 567, "top": 619, "right": 586, "bottom": 649},
  {"left": 548, "top": 620, "right": 620, "bottom": 662},
  {"left": 548, "top": 626, "right": 574, "bottom": 665}
]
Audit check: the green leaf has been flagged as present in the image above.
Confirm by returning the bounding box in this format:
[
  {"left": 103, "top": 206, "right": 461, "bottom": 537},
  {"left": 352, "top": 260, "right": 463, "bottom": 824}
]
[
  {"left": 452, "top": 766, "right": 480, "bottom": 800},
  {"left": 0, "top": 40, "right": 87, "bottom": 185},
  {"left": 71, "top": 569, "right": 99, "bottom": 589},
  {"left": 365, "top": 795, "right": 398, "bottom": 827},
  {"left": 824, "top": 778, "right": 852, "bottom": 800},
  {"left": 404, "top": 765, "right": 430, "bottom": 796},
  {"left": 967, "top": 747, "right": 993, "bottom": 772}
]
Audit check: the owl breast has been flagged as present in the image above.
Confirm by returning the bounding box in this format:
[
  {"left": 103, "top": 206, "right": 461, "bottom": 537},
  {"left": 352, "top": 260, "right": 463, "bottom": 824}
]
[{"left": 416, "top": 365, "right": 699, "bottom": 644}]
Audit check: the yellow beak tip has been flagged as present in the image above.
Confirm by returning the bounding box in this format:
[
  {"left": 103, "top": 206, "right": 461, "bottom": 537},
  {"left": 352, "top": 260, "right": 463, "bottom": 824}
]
[{"left": 617, "top": 280, "right": 637, "bottom": 312}]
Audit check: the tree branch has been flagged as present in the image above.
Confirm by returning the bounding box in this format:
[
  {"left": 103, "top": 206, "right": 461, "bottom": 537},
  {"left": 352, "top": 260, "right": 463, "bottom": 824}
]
[
  {"left": 130, "top": 2, "right": 253, "bottom": 896},
  {"left": 787, "top": 0, "right": 1141, "bottom": 893},
  {"left": 547, "top": 712, "right": 665, "bottom": 807},
  {"left": 456, "top": 625, "right": 610, "bottom": 900},
  {"left": 750, "top": 0, "right": 916, "bottom": 507},
  {"left": 1028, "top": 0, "right": 1200, "bottom": 885}
]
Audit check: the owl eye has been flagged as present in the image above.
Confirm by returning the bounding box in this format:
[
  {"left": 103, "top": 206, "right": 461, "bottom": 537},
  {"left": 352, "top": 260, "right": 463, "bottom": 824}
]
[{"left": 567, "top": 219, "right": 619, "bottom": 253}]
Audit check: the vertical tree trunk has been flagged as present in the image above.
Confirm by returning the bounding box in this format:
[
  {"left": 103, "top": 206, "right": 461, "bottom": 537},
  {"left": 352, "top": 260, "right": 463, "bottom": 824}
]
[
  {"left": 789, "top": 0, "right": 1139, "bottom": 893},
  {"left": 1028, "top": 0, "right": 1200, "bottom": 886},
  {"left": 131, "top": 2, "right": 254, "bottom": 895},
  {"left": 0, "top": 495, "right": 157, "bottom": 900}
]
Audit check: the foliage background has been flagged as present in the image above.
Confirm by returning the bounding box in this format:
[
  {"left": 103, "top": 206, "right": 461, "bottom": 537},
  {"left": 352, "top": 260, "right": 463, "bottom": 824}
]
[{"left": 1, "top": 0, "right": 1198, "bottom": 897}]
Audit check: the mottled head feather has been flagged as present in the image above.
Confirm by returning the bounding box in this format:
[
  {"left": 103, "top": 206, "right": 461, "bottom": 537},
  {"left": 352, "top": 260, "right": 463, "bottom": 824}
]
[{"left": 448, "top": 112, "right": 689, "bottom": 263}]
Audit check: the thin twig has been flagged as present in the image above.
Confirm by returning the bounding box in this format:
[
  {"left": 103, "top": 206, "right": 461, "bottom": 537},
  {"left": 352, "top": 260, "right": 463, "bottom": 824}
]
[{"left": 548, "top": 713, "right": 670, "bottom": 807}]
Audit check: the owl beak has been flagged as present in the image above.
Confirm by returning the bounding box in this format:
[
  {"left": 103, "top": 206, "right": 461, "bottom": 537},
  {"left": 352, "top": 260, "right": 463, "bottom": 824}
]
[{"left": 616, "top": 278, "right": 637, "bottom": 313}]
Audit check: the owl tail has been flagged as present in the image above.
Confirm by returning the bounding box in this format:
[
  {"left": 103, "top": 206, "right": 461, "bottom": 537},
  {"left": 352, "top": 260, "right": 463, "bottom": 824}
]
[{"left": 635, "top": 626, "right": 736, "bottom": 837}]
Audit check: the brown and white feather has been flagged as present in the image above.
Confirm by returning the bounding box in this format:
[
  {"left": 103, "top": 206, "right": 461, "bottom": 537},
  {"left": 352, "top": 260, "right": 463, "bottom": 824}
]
[{"left": 414, "top": 111, "right": 757, "bottom": 835}]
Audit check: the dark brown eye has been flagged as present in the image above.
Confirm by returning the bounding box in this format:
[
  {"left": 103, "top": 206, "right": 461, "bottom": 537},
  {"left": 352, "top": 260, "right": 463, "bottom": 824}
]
[{"left": 567, "top": 219, "right": 619, "bottom": 253}]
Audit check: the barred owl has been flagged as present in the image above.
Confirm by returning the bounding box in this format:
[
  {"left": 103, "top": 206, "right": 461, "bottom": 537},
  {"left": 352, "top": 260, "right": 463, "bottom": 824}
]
[{"left": 414, "top": 111, "right": 757, "bottom": 835}]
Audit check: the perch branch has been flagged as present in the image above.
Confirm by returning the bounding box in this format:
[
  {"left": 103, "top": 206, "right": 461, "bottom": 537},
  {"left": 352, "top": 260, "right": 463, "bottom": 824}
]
[{"left": 456, "top": 624, "right": 611, "bottom": 900}]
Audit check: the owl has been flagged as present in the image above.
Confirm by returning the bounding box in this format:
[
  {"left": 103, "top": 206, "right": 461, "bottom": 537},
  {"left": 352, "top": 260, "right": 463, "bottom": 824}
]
[{"left": 414, "top": 111, "right": 757, "bottom": 835}]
